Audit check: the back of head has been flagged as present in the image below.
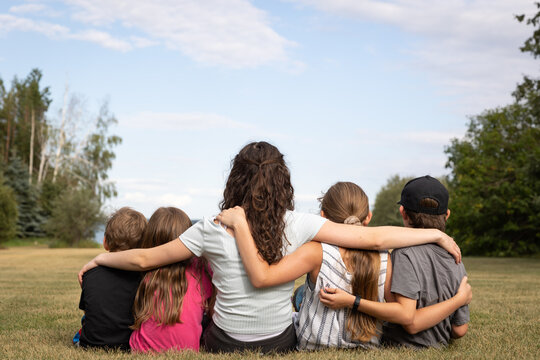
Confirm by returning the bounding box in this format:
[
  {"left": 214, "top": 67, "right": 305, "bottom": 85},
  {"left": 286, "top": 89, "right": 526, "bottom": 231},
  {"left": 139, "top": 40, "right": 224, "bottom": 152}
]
[
  {"left": 398, "top": 175, "right": 449, "bottom": 232},
  {"left": 132, "top": 207, "right": 212, "bottom": 329},
  {"left": 104, "top": 207, "right": 147, "bottom": 251},
  {"left": 320, "top": 182, "right": 369, "bottom": 224},
  {"left": 320, "top": 182, "right": 380, "bottom": 342},
  {"left": 141, "top": 207, "right": 192, "bottom": 248},
  {"left": 220, "top": 141, "right": 294, "bottom": 264}
]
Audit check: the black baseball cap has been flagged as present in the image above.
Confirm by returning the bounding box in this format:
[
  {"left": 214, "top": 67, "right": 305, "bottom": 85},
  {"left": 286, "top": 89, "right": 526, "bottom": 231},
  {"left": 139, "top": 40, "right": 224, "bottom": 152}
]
[{"left": 397, "top": 175, "right": 448, "bottom": 215}]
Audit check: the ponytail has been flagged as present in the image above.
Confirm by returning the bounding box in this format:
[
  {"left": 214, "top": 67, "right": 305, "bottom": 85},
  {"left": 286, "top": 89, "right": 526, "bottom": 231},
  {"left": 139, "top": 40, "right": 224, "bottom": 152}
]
[{"left": 320, "top": 182, "right": 380, "bottom": 341}]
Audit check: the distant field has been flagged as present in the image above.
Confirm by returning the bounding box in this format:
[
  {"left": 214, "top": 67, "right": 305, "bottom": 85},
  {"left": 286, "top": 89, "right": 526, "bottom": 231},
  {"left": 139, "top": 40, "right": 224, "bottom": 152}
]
[{"left": 0, "top": 247, "right": 539, "bottom": 360}]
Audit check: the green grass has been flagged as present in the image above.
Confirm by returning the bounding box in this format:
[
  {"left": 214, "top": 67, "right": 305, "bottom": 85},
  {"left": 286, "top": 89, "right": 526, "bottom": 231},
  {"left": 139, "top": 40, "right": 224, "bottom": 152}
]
[{"left": 0, "top": 248, "right": 539, "bottom": 359}]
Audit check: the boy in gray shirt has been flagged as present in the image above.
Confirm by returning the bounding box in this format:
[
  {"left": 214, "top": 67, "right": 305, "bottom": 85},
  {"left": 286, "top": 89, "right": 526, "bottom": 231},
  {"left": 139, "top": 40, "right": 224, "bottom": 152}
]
[{"left": 382, "top": 176, "right": 469, "bottom": 348}]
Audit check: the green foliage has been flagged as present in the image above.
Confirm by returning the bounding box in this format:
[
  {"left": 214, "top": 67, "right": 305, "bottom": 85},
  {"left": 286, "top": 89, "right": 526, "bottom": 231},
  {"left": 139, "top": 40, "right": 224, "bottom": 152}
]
[
  {"left": 3, "top": 157, "right": 45, "bottom": 237},
  {"left": 0, "top": 172, "right": 18, "bottom": 244},
  {"left": 445, "top": 5, "right": 540, "bottom": 256},
  {"left": 445, "top": 105, "right": 540, "bottom": 256},
  {"left": 0, "top": 70, "right": 122, "bottom": 245},
  {"left": 44, "top": 188, "right": 105, "bottom": 247},
  {"left": 39, "top": 178, "right": 67, "bottom": 217},
  {"left": 371, "top": 175, "right": 414, "bottom": 226}
]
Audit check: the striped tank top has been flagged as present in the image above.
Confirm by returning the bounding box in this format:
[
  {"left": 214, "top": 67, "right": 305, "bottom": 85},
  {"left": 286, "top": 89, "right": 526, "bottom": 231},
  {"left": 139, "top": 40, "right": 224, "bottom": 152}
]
[{"left": 295, "top": 243, "right": 388, "bottom": 350}]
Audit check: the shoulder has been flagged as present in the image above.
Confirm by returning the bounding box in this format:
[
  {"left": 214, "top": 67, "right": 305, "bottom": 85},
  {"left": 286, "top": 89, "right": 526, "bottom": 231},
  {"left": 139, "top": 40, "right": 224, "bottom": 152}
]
[{"left": 284, "top": 210, "right": 327, "bottom": 238}]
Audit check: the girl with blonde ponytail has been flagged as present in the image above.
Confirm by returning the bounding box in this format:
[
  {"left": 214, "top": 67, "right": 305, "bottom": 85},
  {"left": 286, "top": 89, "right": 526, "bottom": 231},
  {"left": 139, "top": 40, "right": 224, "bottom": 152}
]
[{"left": 218, "top": 182, "right": 471, "bottom": 350}]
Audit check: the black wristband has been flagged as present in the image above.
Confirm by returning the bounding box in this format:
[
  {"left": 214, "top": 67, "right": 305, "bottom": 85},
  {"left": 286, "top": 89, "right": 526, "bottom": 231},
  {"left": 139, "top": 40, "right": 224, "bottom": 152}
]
[{"left": 353, "top": 295, "right": 361, "bottom": 311}]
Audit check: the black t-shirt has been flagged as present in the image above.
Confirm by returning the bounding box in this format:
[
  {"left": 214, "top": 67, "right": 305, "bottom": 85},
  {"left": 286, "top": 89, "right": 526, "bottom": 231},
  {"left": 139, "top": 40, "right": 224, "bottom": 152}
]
[{"left": 79, "top": 265, "right": 141, "bottom": 350}]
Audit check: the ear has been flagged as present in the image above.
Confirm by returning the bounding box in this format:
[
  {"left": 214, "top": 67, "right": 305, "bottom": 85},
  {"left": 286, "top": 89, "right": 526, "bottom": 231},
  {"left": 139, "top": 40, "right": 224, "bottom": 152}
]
[
  {"left": 102, "top": 236, "right": 109, "bottom": 251},
  {"left": 445, "top": 209, "right": 451, "bottom": 221},
  {"left": 362, "top": 211, "right": 372, "bottom": 226},
  {"left": 320, "top": 210, "right": 326, "bottom": 219},
  {"left": 399, "top": 205, "right": 407, "bottom": 220},
  {"left": 399, "top": 205, "right": 409, "bottom": 226}
]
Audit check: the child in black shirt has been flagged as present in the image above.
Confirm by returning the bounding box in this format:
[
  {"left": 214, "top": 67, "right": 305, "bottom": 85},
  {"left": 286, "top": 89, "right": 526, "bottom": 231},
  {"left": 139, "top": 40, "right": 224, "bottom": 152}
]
[{"left": 74, "top": 207, "right": 147, "bottom": 350}]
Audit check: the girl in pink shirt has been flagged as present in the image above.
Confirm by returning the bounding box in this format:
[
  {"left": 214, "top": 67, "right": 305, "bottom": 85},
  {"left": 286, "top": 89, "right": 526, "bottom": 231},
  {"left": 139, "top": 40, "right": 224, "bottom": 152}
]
[{"left": 129, "top": 207, "right": 213, "bottom": 353}]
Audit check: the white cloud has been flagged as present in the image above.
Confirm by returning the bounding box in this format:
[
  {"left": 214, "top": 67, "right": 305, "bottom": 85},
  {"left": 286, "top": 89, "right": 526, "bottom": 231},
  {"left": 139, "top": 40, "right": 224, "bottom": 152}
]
[
  {"left": 187, "top": 187, "right": 223, "bottom": 197},
  {"left": 1, "top": 1, "right": 296, "bottom": 68},
  {"left": 9, "top": 4, "right": 47, "bottom": 14},
  {"left": 64, "top": 0, "right": 295, "bottom": 67},
  {"left": 130, "top": 36, "right": 159, "bottom": 48},
  {"left": 70, "top": 29, "right": 132, "bottom": 51},
  {"left": 293, "top": 0, "right": 538, "bottom": 113},
  {"left": 0, "top": 14, "right": 69, "bottom": 37},
  {"left": 0, "top": 14, "right": 131, "bottom": 51},
  {"left": 356, "top": 128, "right": 464, "bottom": 147},
  {"left": 122, "top": 111, "right": 254, "bottom": 131}
]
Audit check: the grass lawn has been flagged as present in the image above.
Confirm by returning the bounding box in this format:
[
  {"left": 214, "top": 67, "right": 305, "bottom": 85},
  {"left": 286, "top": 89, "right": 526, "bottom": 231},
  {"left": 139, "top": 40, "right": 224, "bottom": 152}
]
[{"left": 0, "top": 247, "right": 539, "bottom": 359}]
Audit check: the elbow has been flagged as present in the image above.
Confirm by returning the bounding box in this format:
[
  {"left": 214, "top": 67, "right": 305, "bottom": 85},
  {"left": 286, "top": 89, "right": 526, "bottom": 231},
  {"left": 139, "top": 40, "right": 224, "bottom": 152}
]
[
  {"left": 451, "top": 324, "right": 468, "bottom": 339},
  {"left": 135, "top": 254, "right": 152, "bottom": 271},
  {"left": 250, "top": 276, "right": 269, "bottom": 289},
  {"left": 369, "top": 235, "right": 384, "bottom": 251},
  {"left": 401, "top": 313, "right": 418, "bottom": 334},
  {"left": 403, "top": 323, "right": 420, "bottom": 335}
]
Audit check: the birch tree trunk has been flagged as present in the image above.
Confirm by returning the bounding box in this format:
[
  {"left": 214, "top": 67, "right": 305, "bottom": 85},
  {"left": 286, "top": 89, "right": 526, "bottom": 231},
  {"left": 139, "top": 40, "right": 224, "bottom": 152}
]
[
  {"left": 37, "top": 121, "right": 48, "bottom": 184},
  {"left": 29, "top": 108, "right": 35, "bottom": 184},
  {"left": 52, "top": 84, "right": 68, "bottom": 183}
]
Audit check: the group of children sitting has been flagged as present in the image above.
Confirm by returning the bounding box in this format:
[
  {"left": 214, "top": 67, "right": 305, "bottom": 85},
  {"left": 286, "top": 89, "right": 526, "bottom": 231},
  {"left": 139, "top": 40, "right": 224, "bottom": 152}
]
[{"left": 73, "top": 175, "right": 471, "bottom": 353}]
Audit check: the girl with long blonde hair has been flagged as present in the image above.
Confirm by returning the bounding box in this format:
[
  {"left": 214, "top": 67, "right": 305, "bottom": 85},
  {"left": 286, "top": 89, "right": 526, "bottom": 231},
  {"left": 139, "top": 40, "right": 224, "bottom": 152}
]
[
  {"left": 129, "top": 207, "right": 213, "bottom": 352},
  {"left": 217, "top": 182, "right": 471, "bottom": 349}
]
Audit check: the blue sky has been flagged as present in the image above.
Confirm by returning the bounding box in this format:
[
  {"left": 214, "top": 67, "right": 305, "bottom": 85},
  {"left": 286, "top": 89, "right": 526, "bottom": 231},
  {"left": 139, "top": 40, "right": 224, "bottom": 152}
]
[{"left": 0, "top": 0, "right": 537, "bottom": 218}]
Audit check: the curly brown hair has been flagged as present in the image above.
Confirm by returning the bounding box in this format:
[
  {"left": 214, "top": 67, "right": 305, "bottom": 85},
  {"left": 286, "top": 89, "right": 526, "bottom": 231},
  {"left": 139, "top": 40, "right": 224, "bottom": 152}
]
[{"left": 220, "top": 141, "right": 294, "bottom": 264}]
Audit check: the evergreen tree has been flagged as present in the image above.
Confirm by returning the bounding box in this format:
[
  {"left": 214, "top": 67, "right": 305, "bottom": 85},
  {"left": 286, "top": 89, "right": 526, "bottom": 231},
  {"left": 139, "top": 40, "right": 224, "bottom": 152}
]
[
  {"left": 0, "top": 171, "right": 18, "bottom": 244},
  {"left": 4, "top": 157, "right": 45, "bottom": 237}
]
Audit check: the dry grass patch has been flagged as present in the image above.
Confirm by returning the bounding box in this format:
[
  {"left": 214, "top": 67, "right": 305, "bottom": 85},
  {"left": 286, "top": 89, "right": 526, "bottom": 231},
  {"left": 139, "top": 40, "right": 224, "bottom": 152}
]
[{"left": 1, "top": 248, "right": 539, "bottom": 359}]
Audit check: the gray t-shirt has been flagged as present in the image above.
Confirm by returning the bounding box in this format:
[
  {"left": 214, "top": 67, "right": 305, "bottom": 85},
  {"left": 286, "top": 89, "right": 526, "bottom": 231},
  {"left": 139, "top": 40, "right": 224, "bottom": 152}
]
[{"left": 382, "top": 243, "right": 469, "bottom": 348}]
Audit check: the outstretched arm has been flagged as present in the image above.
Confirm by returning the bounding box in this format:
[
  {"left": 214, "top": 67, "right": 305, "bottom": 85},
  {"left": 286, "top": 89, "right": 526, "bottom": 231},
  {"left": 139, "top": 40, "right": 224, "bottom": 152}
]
[
  {"left": 313, "top": 221, "right": 461, "bottom": 263},
  {"left": 216, "top": 206, "right": 321, "bottom": 288},
  {"left": 78, "top": 239, "right": 194, "bottom": 285},
  {"left": 319, "top": 276, "right": 472, "bottom": 333}
]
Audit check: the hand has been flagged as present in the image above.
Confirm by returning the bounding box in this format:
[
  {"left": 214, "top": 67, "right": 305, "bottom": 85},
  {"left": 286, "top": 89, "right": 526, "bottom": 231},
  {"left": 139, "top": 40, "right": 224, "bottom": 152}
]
[
  {"left": 456, "top": 276, "right": 472, "bottom": 306},
  {"left": 216, "top": 206, "right": 248, "bottom": 230},
  {"left": 78, "top": 257, "right": 99, "bottom": 287},
  {"left": 438, "top": 232, "right": 461, "bottom": 264},
  {"left": 319, "top": 287, "right": 355, "bottom": 310}
]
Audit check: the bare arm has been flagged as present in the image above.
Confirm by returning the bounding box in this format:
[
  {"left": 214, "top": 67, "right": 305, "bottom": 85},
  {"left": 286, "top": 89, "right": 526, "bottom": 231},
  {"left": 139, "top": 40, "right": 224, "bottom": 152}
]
[
  {"left": 319, "top": 276, "right": 472, "bottom": 332},
  {"left": 216, "top": 206, "right": 321, "bottom": 288},
  {"left": 78, "top": 239, "right": 194, "bottom": 285},
  {"left": 319, "top": 287, "right": 416, "bottom": 325},
  {"left": 451, "top": 323, "right": 469, "bottom": 338},
  {"left": 403, "top": 276, "right": 472, "bottom": 334},
  {"left": 313, "top": 221, "right": 461, "bottom": 263}
]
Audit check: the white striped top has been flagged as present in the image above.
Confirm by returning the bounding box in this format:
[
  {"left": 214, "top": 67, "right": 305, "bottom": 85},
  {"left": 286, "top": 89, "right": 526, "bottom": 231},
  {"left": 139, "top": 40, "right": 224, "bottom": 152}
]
[{"left": 295, "top": 243, "right": 388, "bottom": 350}]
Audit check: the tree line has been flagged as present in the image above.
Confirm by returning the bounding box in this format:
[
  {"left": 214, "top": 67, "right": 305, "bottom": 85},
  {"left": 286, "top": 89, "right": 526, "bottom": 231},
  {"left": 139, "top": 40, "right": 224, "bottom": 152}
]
[
  {"left": 0, "top": 69, "right": 121, "bottom": 247},
  {"left": 371, "top": 6, "right": 540, "bottom": 256}
]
